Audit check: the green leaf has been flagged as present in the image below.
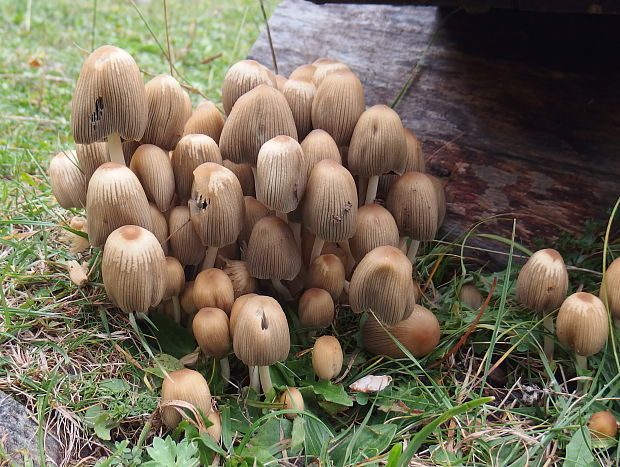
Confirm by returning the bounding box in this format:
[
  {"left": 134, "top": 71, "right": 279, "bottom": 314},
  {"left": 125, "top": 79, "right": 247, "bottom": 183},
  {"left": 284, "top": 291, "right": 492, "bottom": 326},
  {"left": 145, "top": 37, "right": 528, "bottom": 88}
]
[
  {"left": 99, "top": 378, "right": 129, "bottom": 394},
  {"left": 332, "top": 424, "right": 397, "bottom": 465},
  {"left": 249, "top": 417, "right": 292, "bottom": 449},
  {"left": 386, "top": 443, "right": 402, "bottom": 467},
  {"left": 291, "top": 416, "right": 305, "bottom": 452},
  {"left": 94, "top": 413, "right": 117, "bottom": 441},
  {"left": 306, "top": 380, "right": 353, "bottom": 406},
  {"left": 143, "top": 437, "right": 200, "bottom": 467},
  {"left": 303, "top": 415, "right": 333, "bottom": 457},
  {"left": 143, "top": 353, "right": 184, "bottom": 379},
  {"left": 148, "top": 312, "right": 196, "bottom": 358},
  {"left": 237, "top": 445, "right": 274, "bottom": 465},
  {"left": 563, "top": 426, "right": 596, "bottom": 467}
]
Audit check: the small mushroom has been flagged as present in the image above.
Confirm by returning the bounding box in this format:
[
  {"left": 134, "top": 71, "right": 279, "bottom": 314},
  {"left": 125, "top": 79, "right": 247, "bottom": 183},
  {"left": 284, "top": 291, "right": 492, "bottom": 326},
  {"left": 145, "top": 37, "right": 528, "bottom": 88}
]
[
  {"left": 148, "top": 203, "right": 169, "bottom": 256},
  {"left": 162, "top": 256, "right": 185, "bottom": 323},
  {"left": 62, "top": 216, "right": 90, "bottom": 253},
  {"left": 289, "top": 64, "right": 316, "bottom": 81},
  {"left": 282, "top": 77, "right": 315, "bottom": 140},
  {"left": 298, "top": 288, "right": 335, "bottom": 330},
  {"left": 130, "top": 144, "right": 176, "bottom": 212},
  {"left": 172, "top": 134, "right": 222, "bottom": 203},
  {"left": 588, "top": 411, "right": 618, "bottom": 439},
  {"left": 222, "top": 160, "right": 255, "bottom": 197},
  {"left": 192, "top": 307, "right": 231, "bottom": 383},
  {"left": 279, "top": 387, "right": 304, "bottom": 420},
  {"left": 221, "top": 59, "right": 275, "bottom": 115},
  {"left": 459, "top": 283, "right": 484, "bottom": 309},
  {"left": 76, "top": 142, "right": 108, "bottom": 184},
  {"left": 168, "top": 205, "right": 205, "bottom": 267},
  {"left": 229, "top": 293, "right": 259, "bottom": 338},
  {"left": 222, "top": 258, "right": 257, "bottom": 298},
  {"left": 183, "top": 99, "right": 225, "bottom": 143},
  {"left": 378, "top": 129, "right": 425, "bottom": 198},
  {"left": 600, "top": 257, "right": 620, "bottom": 327},
  {"left": 305, "top": 254, "right": 345, "bottom": 302},
  {"left": 48, "top": 150, "right": 87, "bottom": 208},
  {"left": 160, "top": 368, "right": 212, "bottom": 429},
  {"left": 193, "top": 268, "right": 235, "bottom": 316},
  {"left": 312, "top": 335, "right": 343, "bottom": 381},
  {"left": 349, "top": 204, "right": 400, "bottom": 263},
  {"left": 311, "top": 58, "right": 350, "bottom": 88}
]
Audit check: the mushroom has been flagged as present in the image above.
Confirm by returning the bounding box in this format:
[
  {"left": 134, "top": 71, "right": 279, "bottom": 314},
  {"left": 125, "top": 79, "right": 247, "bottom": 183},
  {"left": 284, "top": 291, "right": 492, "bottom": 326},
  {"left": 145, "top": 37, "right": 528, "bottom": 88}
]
[
  {"left": 192, "top": 307, "right": 231, "bottom": 383},
  {"left": 76, "top": 142, "right": 108, "bottom": 184},
  {"left": 162, "top": 256, "right": 185, "bottom": 323},
  {"left": 206, "top": 408, "right": 222, "bottom": 443},
  {"left": 61, "top": 216, "right": 90, "bottom": 253},
  {"left": 172, "top": 134, "right": 222, "bottom": 203},
  {"left": 298, "top": 288, "right": 335, "bottom": 330},
  {"left": 160, "top": 368, "right": 212, "bottom": 429},
  {"left": 282, "top": 77, "right": 315, "bottom": 140},
  {"left": 458, "top": 283, "right": 484, "bottom": 309},
  {"left": 378, "top": 128, "right": 425, "bottom": 198},
  {"left": 349, "top": 204, "right": 400, "bottom": 263},
  {"left": 71, "top": 45, "right": 147, "bottom": 166},
  {"left": 183, "top": 99, "right": 225, "bottom": 143},
  {"left": 299, "top": 129, "right": 342, "bottom": 183},
  {"left": 279, "top": 387, "right": 304, "bottom": 420},
  {"left": 129, "top": 144, "right": 176, "bottom": 212},
  {"left": 311, "top": 58, "right": 351, "bottom": 88},
  {"left": 588, "top": 411, "right": 618, "bottom": 439},
  {"left": 305, "top": 254, "right": 345, "bottom": 302},
  {"left": 48, "top": 150, "right": 87, "bottom": 209},
  {"left": 193, "top": 268, "right": 235, "bottom": 316},
  {"left": 222, "top": 258, "right": 256, "bottom": 298},
  {"left": 427, "top": 174, "right": 447, "bottom": 228},
  {"left": 239, "top": 196, "right": 270, "bottom": 246},
  {"left": 221, "top": 59, "right": 275, "bottom": 115},
  {"left": 275, "top": 74, "right": 288, "bottom": 91},
  {"left": 312, "top": 335, "right": 343, "bottom": 381},
  {"left": 600, "top": 257, "right": 620, "bottom": 327},
  {"left": 168, "top": 205, "right": 206, "bottom": 267},
  {"left": 289, "top": 64, "right": 316, "bottom": 81},
  {"left": 223, "top": 160, "right": 255, "bottom": 197},
  {"left": 148, "top": 203, "right": 169, "bottom": 256},
  {"left": 229, "top": 293, "right": 258, "bottom": 338},
  {"left": 179, "top": 281, "right": 198, "bottom": 326}
]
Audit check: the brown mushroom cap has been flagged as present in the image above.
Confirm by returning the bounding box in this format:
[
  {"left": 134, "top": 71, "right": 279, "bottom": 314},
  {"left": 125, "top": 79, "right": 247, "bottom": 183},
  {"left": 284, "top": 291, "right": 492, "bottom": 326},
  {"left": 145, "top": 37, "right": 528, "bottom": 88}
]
[
  {"left": 206, "top": 409, "right": 222, "bottom": 443},
  {"left": 311, "top": 59, "right": 351, "bottom": 89},
  {"left": 222, "top": 160, "right": 255, "bottom": 197},
  {"left": 588, "top": 411, "right": 618, "bottom": 439},
  {"left": 516, "top": 248, "right": 569, "bottom": 313},
  {"left": 233, "top": 295, "right": 290, "bottom": 366},
  {"left": 556, "top": 292, "right": 609, "bottom": 357},
  {"left": 183, "top": 99, "right": 225, "bottom": 143},
  {"left": 279, "top": 387, "right": 305, "bottom": 420},
  {"left": 459, "top": 283, "right": 484, "bottom": 309},
  {"left": 192, "top": 307, "right": 231, "bottom": 359},
  {"left": 312, "top": 335, "right": 343, "bottom": 381},
  {"left": 163, "top": 256, "right": 185, "bottom": 299},
  {"left": 601, "top": 257, "right": 620, "bottom": 319},
  {"left": 222, "top": 259, "right": 256, "bottom": 299},
  {"left": 362, "top": 304, "right": 441, "bottom": 358},
  {"left": 222, "top": 60, "right": 275, "bottom": 115},
  {"left": 102, "top": 225, "right": 166, "bottom": 314},
  {"left": 63, "top": 216, "right": 90, "bottom": 253},
  {"left": 300, "top": 129, "right": 342, "bottom": 182},
  {"left": 349, "top": 245, "right": 415, "bottom": 325},
  {"left": 229, "top": 293, "right": 259, "bottom": 338},
  {"left": 378, "top": 128, "right": 426, "bottom": 197},
  {"left": 86, "top": 162, "right": 152, "bottom": 247},
  {"left": 349, "top": 204, "right": 400, "bottom": 262},
  {"left": 130, "top": 144, "right": 176, "bottom": 212},
  {"left": 289, "top": 64, "right": 316, "bottom": 81},
  {"left": 76, "top": 142, "right": 108, "bottom": 184},
  {"left": 193, "top": 268, "right": 235, "bottom": 315},
  {"left": 161, "top": 368, "right": 212, "bottom": 428},
  {"left": 298, "top": 288, "right": 335, "bottom": 329},
  {"left": 305, "top": 254, "right": 346, "bottom": 301},
  {"left": 180, "top": 281, "right": 198, "bottom": 318},
  {"left": 168, "top": 205, "right": 205, "bottom": 266},
  {"left": 240, "top": 196, "right": 271, "bottom": 245},
  {"left": 49, "top": 150, "right": 87, "bottom": 209},
  {"left": 71, "top": 45, "right": 147, "bottom": 144},
  {"left": 282, "top": 78, "right": 316, "bottom": 140},
  {"left": 148, "top": 203, "right": 169, "bottom": 255},
  {"left": 172, "top": 134, "right": 223, "bottom": 203},
  {"left": 426, "top": 174, "right": 447, "bottom": 228}
]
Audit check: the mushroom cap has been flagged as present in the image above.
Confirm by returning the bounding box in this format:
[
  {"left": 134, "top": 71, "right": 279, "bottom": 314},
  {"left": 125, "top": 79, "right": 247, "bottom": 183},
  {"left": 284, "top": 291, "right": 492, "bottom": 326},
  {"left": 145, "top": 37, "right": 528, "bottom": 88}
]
[
  {"left": 102, "top": 225, "right": 166, "bottom": 314},
  {"left": 556, "top": 292, "right": 609, "bottom": 357},
  {"left": 233, "top": 295, "right": 290, "bottom": 366},
  {"left": 179, "top": 281, "right": 198, "bottom": 318},
  {"left": 163, "top": 256, "right": 185, "bottom": 299},
  {"left": 601, "top": 257, "right": 620, "bottom": 319},
  {"left": 219, "top": 84, "right": 298, "bottom": 166},
  {"left": 459, "top": 283, "right": 484, "bottom": 309},
  {"left": 189, "top": 162, "right": 244, "bottom": 248},
  {"left": 86, "top": 162, "right": 152, "bottom": 247},
  {"left": 386, "top": 171, "right": 438, "bottom": 242},
  {"left": 300, "top": 129, "right": 342, "bottom": 182},
  {"left": 349, "top": 204, "right": 400, "bottom": 262},
  {"left": 298, "top": 288, "right": 335, "bottom": 329},
  {"left": 515, "top": 248, "right": 569, "bottom": 313},
  {"left": 222, "top": 59, "right": 275, "bottom": 115},
  {"left": 130, "top": 144, "right": 176, "bottom": 212},
  {"left": 275, "top": 74, "right": 288, "bottom": 91},
  {"left": 49, "top": 150, "right": 87, "bottom": 209},
  {"left": 239, "top": 196, "right": 270, "bottom": 244},
  {"left": 588, "top": 411, "right": 618, "bottom": 439},
  {"left": 222, "top": 259, "right": 257, "bottom": 298},
  {"left": 426, "top": 174, "right": 447, "bottom": 227},
  {"left": 289, "top": 64, "right": 316, "bottom": 81},
  {"left": 76, "top": 142, "right": 108, "bottom": 184},
  {"left": 63, "top": 216, "right": 90, "bottom": 253},
  {"left": 71, "top": 45, "right": 147, "bottom": 144},
  {"left": 312, "top": 335, "right": 343, "bottom": 381},
  {"left": 362, "top": 304, "right": 440, "bottom": 358},
  {"left": 222, "top": 160, "right": 255, "bottom": 197},
  {"left": 302, "top": 159, "right": 358, "bottom": 243},
  {"left": 193, "top": 268, "right": 235, "bottom": 315},
  {"left": 206, "top": 409, "right": 222, "bottom": 443},
  {"left": 183, "top": 99, "right": 225, "bottom": 143},
  {"left": 161, "top": 368, "right": 212, "bottom": 429},
  {"left": 349, "top": 245, "right": 415, "bottom": 325},
  {"left": 348, "top": 104, "right": 406, "bottom": 178},
  {"left": 282, "top": 78, "right": 316, "bottom": 140},
  {"left": 305, "top": 254, "right": 345, "bottom": 301},
  {"left": 229, "top": 293, "right": 259, "bottom": 338},
  {"left": 141, "top": 74, "right": 192, "bottom": 150},
  {"left": 168, "top": 205, "right": 205, "bottom": 266},
  {"left": 256, "top": 136, "right": 305, "bottom": 214},
  {"left": 311, "top": 59, "right": 351, "bottom": 88},
  {"left": 279, "top": 387, "right": 304, "bottom": 420},
  {"left": 192, "top": 307, "right": 230, "bottom": 359},
  {"left": 245, "top": 216, "right": 302, "bottom": 281},
  {"left": 148, "top": 203, "right": 169, "bottom": 256},
  {"left": 172, "top": 134, "right": 223, "bottom": 203}
]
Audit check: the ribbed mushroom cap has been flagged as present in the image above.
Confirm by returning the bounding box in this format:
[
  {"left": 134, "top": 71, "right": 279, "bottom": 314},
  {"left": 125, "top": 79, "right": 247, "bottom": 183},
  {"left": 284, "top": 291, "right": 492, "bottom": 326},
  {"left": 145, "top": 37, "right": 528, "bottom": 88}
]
[
  {"left": 459, "top": 284, "right": 484, "bottom": 309},
  {"left": 348, "top": 105, "right": 406, "bottom": 178},
  {"left": 312, "top": 335, "right": 343, "bottom": 381},
  {"left": 300, "top": 129, "right": 341, "bottom": 182},
  {"left": 556, "top": 292, "right": 608, "bottom": 357},
  {"left": 305, "top": 254, "right": 345, "bottom": 301},
  {"left": 601, "top": 257, "right": 620, "bottom": 319},
  {"left": 588, "top": 411, "right": 618, "bottom": 439},
  {"left": 219, "top": 85, "right": 298, "bottom": 166},
  {"left": 279, "top": 387, "right": 304, "bottom": 420},
  {"left": 256, "top": 136, "right": 305, "bottom": 213},
  {"left": 192, "top": 307, "right": 230, "bottom": 359},
  {"left": 229, "top": 293, "right": 258, "bottom": 338},
  {"left": 378, "top": 128, "right": 426, "bottom": 197},
  {"left": 214, "top": 242, "right": 241, "bottom": 269},
  {"left": 222, "top": 60, "right": 275, "bottom": 115},
  {"left": 311, "top": 70, "right": 365, "bottom": 147},
  {"left": 222, "top": 259, "right": 256, "bottom": 298},
  {"left": 239, "top": 197, "right": 271, "bottom": 244},
  {"left": 349, "top": 245, "right": 415, "bottom": 326},
  {"left": 362, "top": 304, "right": 440, "bottom": 358},
  {"left": 515, "top": 248, "right": 569, "bottom": 313},
  {"left": 164, "top": 256, "right": 185, "bottom": 299},
  {"left": 289, "top": 64, "right": 316, "bottom": 81},
  {"left": 72, "top": 45, "right": 147, "bottom": 144},
  {"left": 282, "top": 78, "right": 315, "bottom": 140},
  {"left": 180, "top": 281, "right": 198, "bottom": 317},
  {"left": 233, "top": 295, "right": 290, "bottom": 366},
  {"left": 222, "top": 160, "right": 255, "bottom": 197},
  {"left": 49, "top": 150, "right": 87, "bottom": 209},
  {"left": 161, "top": 368, "right": 212, "bottom": 429},
  {"left": 86, "top": 162, "right": 152, "bottom": 247},
  {"left": 386, "top": 171, "right": 438, "bottom": 242},
  {"left": 194, "top": 268, "right": 235, "bottom": 315},
  {"left": 172, "top": 134, "right": 223, "bottom": 202},
  {"left": 275, "top": 74, "right": 288, "bottom": 91},
  {"left": 302, "top": 159, "right": 358, "bottom": 243},
  {"left": 206, "top": 409, "right": 222, "bottom": 443},
  {"left": 349, "top": 204, "right": 400, "bottom": 262},
  {"left": 168, "top": 205, "right": 205, "bottom": 266},
  {"left": 311, "top": 59, "right": 351, "bottom": 88},
  {"left": 76, "top": 142, "right": 108, "bottom": 184},
  {"left": 189, "top": 162, "right": 244, "bottom": 248},
  {"left": 102, "top": 225, "right": 166, "bottom": 314},
  {"left": 245, "top": 216, "right": 301, "bottom": 281},
  {"left": 427, "top": 174, "right": 447, "bottom": 227},
  {"left": 141, "top": 74, "right": 192, "bottom": 150},
  {"left": 298, "top": 288, "right": 335, "bottom": 329},
  {"left": 130, "top": 144, "right": 175, "bottom": 211},
  {"left": 148, "top": 203, "right": 169, "bottom": 256},
  {"left": 183, "top": 99, "right": 225, "bottom": 143}
]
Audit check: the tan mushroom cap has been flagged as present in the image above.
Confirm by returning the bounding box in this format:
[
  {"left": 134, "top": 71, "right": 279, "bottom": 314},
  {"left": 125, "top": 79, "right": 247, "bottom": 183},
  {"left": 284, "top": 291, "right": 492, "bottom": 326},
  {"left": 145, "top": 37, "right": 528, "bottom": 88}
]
[
  {"left": 275, "top": 74, "right": 288, "bottom": 91},
  {"left": 362, "top": 304, "right": 441, "bottom": 358},
  {"left": 180, "top": 281, "right": 198, "bottom": 318},
  {"left": 49, "top": 150, "right": 87, "bottom": 209},
  {"left": 130, "top": 144, "right": 175, "bottom": 212},
  {"left": 300, "top": 129, "right": 342, "bottom": 182},
  {"left": 163, "top": 256, "right": 185, "bottom": 299},
  {"left": 206, "top": 409, "right": 222, "bottom": 443},
  {"left": 102, "top": 225, "right": 166, "bottom": 314},
  {"left": 148, "top": 203, "right": 169, "bottom": 256},
  {"left": 72, "top": 45, "right": 147, "bottom": 144},
  {"left": 378, "top": 129, "right": 426, "bottom": 198},
  {"left": 349, "top": 204, "right": 400, "bottom": 262},
  {"left": 245, "top": 216, "right": 302, "bottom": 281},
  {"left": 63, "top": 216, "right": 90, "bottom": 253},
  {"left": 556, "top": 292, "right": 608, "bottom": 357},
  {"left": 312, "top": 335, "right": 343, "bottom": 381},
  {"left": 289, "top": 64, "right": 316, "bottom": 81},
  {"left": 86, "top": 162, "right": 152, "bottom": 247},
  {"left": 194, "top": 268, "right": 235, "bottom": 315},
  {"left": 600, "top": 257, "right": 620, "bottom": 319},
  {"left": 76, "top": 142, "right": 108, "bottom": 184},
  {"left": 298, "top": 288, "right": 335, "bottom": 329},
  {"left": 588, "top": 411, "right": 618, "bottom": 439},
  {"left": 222, "top": 259, "right": 256, "bottom": 298},
  {"left": 161, "top": 368, "right": 212, "bottom": 428},
  {"left": 222, "top": 160, "right": 255, "bottom": 197},
  {"left": 141, "top": 74, "right": 192, "bottom": 150},
  {"left": 516, "top": 248, "right": 569, "bottom": 313},
  {"left": 283, "top": 77, "right": 315, "bottom": 140},
  {"left": 183, "top": 99, "right": 225, "bottom": 143},
  {"left": 305, "top": 254, "right": 345, "bottom": 301},
  {"left": 168, "top": 205, "right": 205, "bottom": 266},
  {"left": 233, "top": 295, "right": 290, "bottom": 366},
  {"left": 279, "top": 387, "right": 305, "bottom": 420},
  {"left": 311, "top": 58, "right": 351, "bottom": 88},
  {"left": 459, "top": 283, "right": 484, "bottom": 309},
  {"left": 229, "top": 293, "right": 258, "bottom": 338},
  {"left": 239, "top": 197, "right": 271, "bottom": 244},
  {"left": 222, "top": 59, "right": 275, "bottom": 115},
  {"left": 172, "top": 134, "right": 223, "bottom": 203},
  {"left": 192, "top": 307, "right": 230, "bottom": 359},
  {"left": 349, "top": 245, "right": 415, "bottom": 326}
]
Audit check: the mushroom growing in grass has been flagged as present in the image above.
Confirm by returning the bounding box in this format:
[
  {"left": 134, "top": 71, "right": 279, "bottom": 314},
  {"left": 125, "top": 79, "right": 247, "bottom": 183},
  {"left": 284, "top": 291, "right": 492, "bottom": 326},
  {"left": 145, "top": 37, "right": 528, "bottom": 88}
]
[
  {"left": 161, "top": 368, "right": 212, "bottom": 429},
  {"left": 172, "top": 134, "right": 222, "bottom": 203},
  {"left": 189, "top": 162, "right": 244, "bottom": 269},
  {"left": 305, "top": 254, "right": 346, "bottom": 302},
  {"left": 298, "top": 288, "right": 335, "bottom": 330},
  {"left": 312, "top": 335, "right": 343, "bottom": 381},
  {"left": 162, "top": 257, "right": 185, "bottom": 323},
  {"left": 183, "top": 99, "right": 225, "bottom": 143},
  {"left": 193, "top": 268, "right": 235, "bottom": 316},
  {"left": 349, "top": 204, "right": 400, "bottom": 263},
  {"left": 279, "top": 387, "right": 304, "bottom": 420},
  {"left": 206, "top": 408, "right": 222, "bottom": 443},
  {"left": 229, "top": 293, "right": 258, "bottom": 339},
  {"left": 49, "top": 150, "right": 87, "bottom": 208},
  {"left": 62, "top": 216, "right": 90, "bottom": 253},
  {"left": 192, "top": 307, "right": 232, "bottom": 383},
  {"left": 130, "top": 144, "right": 176, "bottom": 212},
  {"left": 76, "top": 142, "right": 108, "bottom": 184},
  {"left": 233, "top": 295, "right": 290, "bottom": 394},
  {"left": 72, "top": 45, "right": 147, "bottom": 166},
  {"left": 179, "top": 281, "right": 198, "bottom": 326},
  {"left": 459, "top": 283, "right": 484, "bottom": 309},
  {"left": 588, "top": 411, "right": 618, "bottom": 439},
  {"left": 516, "top": 248, "right": 569, "bottom": 359},
  {"left": 600, "top": 257, "right": 620, "bottom": 328}
]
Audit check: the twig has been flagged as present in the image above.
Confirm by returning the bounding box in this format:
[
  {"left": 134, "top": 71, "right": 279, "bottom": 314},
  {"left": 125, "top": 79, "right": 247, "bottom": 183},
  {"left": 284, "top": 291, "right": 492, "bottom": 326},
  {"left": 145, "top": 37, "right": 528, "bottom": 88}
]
[
  {"left": 163, "top": 0, "right": 174, "bottom": 76},
  {"left": 259, "top": 0, "right": 278, "bottom": 74},
  {"left": 140, "top": 69, "right": 208, "bottom": 99},
  {"left": 201, "top": 53, "right": 223, "bottom": 65}
]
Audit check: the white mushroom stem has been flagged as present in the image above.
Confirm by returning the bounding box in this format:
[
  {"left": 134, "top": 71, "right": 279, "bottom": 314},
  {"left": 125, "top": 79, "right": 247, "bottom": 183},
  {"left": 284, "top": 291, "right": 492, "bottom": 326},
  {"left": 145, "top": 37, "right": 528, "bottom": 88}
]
[
  {"left": 576, "top": 354, "right": 588, "bottom": 373},
  {"left": 259, "top": 365, "right": 274, "bottom": 394},
  {"left": 107, "top": 133, "right": 125, "bottom": 165},
  {"left": 543, "top": 314, "right": 554, "bottom": 361},
  {"left": 364, "top": 175, "right": 379, "bottom": 205},
  {"left": 398, "top": 236, "right": 408, "bottom": 253},
  {"left": 407, "top": 239, "right": 420, "bottom": 264},
  {"left": 271, "top": 279, "right": 293, "bottom": 301},
  {"left": 290, "top": 222, "right": 302, "bottom": 249},
  {"left": 202, "top": 246, "right": 219, "bottom": 269},
  {"left": 249, "top": 365, "right": 261, "bottom": 393},
  {"left": 276, "top": 211, "right": 288, "bottom": 222},
  {"left": 171, "top": 296, "right": 181, "bottom": 324},
  {"left": 220, "top": 357, "right": 230, "bottom": 385},
  {"left": 310, "top": 237, "right": 325, "bottom": 263},
  {"left": 357, "top": 177, "right": 368, "bottom": 207}
]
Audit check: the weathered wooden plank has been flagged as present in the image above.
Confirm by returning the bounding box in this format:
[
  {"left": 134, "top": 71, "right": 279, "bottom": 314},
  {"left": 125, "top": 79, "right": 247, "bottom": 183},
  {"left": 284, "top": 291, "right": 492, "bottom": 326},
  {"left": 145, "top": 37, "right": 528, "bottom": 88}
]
[{"left": 249, "top": 0, "right": 620, "bottom": 265}]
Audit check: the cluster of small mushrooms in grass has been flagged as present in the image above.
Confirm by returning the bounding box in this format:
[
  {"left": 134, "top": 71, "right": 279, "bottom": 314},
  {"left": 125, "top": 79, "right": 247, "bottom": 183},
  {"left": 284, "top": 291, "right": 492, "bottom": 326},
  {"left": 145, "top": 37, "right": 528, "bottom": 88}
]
[{"left": 48, "top": 45, "right": 620, "bottom": 442}]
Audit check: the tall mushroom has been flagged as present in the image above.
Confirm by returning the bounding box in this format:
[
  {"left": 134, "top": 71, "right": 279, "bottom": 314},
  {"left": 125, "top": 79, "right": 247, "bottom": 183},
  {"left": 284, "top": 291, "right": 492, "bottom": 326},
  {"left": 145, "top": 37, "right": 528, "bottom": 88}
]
[{"left": 129, "top": 144, "right": 175, "bottom": 212}]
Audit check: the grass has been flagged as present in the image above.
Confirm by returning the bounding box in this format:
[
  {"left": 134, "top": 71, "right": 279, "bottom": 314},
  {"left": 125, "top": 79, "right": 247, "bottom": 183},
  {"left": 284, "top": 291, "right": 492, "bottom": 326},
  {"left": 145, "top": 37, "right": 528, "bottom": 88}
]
[{"left": 1, "top": 0, "right": 620, "bottom": 466}]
